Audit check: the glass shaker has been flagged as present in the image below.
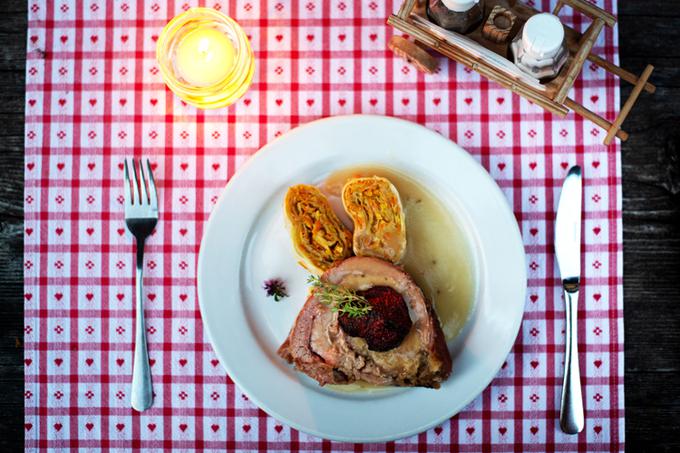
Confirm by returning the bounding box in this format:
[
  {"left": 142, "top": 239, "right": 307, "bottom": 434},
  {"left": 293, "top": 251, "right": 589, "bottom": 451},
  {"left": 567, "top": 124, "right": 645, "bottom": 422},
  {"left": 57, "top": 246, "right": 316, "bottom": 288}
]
[
  {"left": 510, "top": 13, "right": 568, "bottom": 82},
  {"left": 427, "top": 0, "right": 485, "bottom": 35}
]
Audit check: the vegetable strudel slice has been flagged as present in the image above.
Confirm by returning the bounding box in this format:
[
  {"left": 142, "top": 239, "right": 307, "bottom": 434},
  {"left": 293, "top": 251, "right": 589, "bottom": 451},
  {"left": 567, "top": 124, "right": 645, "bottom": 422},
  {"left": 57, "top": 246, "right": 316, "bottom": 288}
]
[
  {"left": 342, "top": 176, "right": 406, "bottom": 263},
  {"left": 284, "top": 184, "right": 354, "bottom": 273}
]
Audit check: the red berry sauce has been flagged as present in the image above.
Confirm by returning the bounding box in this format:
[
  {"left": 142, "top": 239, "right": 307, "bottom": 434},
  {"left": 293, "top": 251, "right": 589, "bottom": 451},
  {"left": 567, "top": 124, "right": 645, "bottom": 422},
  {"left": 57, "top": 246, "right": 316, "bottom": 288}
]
[{"left": 338, "top": 286, "right": 412, "bottom": 351}]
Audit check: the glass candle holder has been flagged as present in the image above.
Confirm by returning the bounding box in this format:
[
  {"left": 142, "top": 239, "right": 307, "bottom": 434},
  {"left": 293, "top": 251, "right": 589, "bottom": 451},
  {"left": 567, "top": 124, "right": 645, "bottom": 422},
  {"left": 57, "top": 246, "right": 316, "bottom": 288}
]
[{"left": 156, "top": 7, "right": 255, "bottom": 109}]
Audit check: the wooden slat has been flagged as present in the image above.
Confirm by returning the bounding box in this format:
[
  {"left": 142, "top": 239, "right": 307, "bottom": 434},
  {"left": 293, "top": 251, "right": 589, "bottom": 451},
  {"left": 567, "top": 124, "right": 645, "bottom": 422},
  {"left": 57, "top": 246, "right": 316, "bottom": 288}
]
[
  {"left": 565, "top": 47, "right": 656, "bottom": 94},
  {"left": 387, "top": 15, "right": 438, "bottom": 46},
  {"left": 397, "top": 0, "right": 417, "bottom": 20},
  {"left": 561, "top": 0, "right": 617, "bottom": 27},
  {"left": 554, "top": 18, "right": 605, "bottom": 104},
  {"left": 564, "top": 98, "right": 629, "bottom": 142},
  {"left": 553, "top": 1, "right": 565, "bottom": 15},
  {"left": 604, "top": 64, "right": 655, "bottom": 145}
]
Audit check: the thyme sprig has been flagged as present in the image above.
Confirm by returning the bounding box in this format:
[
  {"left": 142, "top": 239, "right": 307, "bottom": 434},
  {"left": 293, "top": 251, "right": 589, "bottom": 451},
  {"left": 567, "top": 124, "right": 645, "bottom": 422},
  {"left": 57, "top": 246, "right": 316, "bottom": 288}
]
[{"left": 307, "top": 275, "right": 372, "bottom": 318}]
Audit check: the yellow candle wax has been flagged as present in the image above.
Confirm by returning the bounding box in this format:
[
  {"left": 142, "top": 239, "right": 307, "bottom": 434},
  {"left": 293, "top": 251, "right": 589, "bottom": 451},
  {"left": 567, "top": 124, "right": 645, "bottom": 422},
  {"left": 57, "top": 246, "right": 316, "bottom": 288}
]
[{"left": 175, "top": 28, "right": 235, "bottom": 87}]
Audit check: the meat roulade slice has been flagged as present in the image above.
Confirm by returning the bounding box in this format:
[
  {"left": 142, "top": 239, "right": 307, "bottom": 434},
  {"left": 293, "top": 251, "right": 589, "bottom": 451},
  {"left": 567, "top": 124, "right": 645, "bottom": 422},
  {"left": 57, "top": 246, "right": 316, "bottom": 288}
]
[{"left": 278, "top": 257, "right": 452, "bottom": 388}]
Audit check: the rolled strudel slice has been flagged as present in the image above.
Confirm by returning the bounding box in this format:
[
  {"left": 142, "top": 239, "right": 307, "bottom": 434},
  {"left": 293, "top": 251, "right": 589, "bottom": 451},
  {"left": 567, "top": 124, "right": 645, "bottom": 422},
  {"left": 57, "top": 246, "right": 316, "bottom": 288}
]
[
  {"left": 342, "top": 176, "right": 406, "bottom": 263},
  {"left": 284, "top": 184, "right": 354, "bottom": 273}
]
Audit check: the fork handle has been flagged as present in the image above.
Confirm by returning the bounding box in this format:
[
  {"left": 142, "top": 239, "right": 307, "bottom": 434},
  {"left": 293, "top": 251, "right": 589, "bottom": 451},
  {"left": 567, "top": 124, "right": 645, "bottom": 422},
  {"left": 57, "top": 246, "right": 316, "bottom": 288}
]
[
  {"left": 560, "top": 288, "right": 584, "bottom": 434},
  {"left": 131, "top": 237, "right": 153, "bottom": 411}
]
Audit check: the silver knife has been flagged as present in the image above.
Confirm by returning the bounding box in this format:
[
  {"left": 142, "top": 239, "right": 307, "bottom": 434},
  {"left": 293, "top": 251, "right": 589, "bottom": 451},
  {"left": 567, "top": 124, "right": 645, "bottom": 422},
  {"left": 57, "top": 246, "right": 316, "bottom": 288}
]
[{"left": 555, "top": 165, "right": 584, "bottom": 434}]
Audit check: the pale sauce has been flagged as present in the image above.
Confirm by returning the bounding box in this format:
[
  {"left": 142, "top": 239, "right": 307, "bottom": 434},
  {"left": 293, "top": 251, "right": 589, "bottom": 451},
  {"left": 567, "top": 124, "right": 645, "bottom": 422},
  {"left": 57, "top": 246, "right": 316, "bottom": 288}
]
[{"left": 319, "top": 166, "right": 476, "bottom": 342}]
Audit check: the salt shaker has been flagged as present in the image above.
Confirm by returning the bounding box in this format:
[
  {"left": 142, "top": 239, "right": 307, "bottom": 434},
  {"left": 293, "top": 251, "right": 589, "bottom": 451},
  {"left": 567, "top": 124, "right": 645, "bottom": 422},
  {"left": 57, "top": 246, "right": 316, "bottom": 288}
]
[
  {"left": 427, "top": 0, "right": 484, "bottom": 35},
  {"left": 510, "top": 13, "right": 568, "bottom": 81}
]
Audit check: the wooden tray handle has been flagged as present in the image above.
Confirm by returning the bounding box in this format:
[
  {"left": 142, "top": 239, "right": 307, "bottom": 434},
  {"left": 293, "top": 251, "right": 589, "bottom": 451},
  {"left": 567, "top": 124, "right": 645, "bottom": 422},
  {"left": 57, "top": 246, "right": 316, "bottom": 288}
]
[
  {"left": 554, "top": 18, "right": 606, "bottom": 104},
  {"left": 553, "top": 0, "right": 616, "bottom": 27},
  {"left": 565, "top": 49, "right": 656, "bottom": 95},
  {"left": 603, "top": 64, "right": 655, "bottom": 145},
  {"left": 397, "top": 0, "right": 417, "bottom": 20},
  {"left": 564, "top": 98, "right": 629, "bottom": 143}
]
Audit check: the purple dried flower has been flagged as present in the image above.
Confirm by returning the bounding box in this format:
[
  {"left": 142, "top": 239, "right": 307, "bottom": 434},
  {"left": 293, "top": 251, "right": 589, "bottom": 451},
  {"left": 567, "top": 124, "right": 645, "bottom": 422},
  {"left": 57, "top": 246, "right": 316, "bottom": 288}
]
[{"left": 263, "top": 278, "right": 288, "bottom": 302}]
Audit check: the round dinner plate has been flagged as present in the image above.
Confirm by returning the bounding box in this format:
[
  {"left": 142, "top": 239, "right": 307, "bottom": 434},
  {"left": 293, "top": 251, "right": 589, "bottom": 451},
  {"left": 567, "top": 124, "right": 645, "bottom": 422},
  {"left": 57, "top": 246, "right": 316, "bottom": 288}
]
[{"left": 197, "top": 115, "right": 526, "bottom": 442}]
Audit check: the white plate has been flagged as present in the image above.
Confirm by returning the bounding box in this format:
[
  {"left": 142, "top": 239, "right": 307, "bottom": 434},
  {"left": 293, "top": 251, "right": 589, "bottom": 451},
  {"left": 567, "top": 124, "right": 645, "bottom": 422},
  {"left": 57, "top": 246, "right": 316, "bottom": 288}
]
[{"left": 197, "top": 115, "right": 526, "bottom": 443}]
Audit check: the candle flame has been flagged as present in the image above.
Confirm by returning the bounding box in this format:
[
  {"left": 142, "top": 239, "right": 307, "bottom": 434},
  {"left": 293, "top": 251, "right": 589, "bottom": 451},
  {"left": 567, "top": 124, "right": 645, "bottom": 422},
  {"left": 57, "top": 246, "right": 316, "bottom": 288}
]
[{"left": 198, "top": 37, "right": 212, "bottom": 61}]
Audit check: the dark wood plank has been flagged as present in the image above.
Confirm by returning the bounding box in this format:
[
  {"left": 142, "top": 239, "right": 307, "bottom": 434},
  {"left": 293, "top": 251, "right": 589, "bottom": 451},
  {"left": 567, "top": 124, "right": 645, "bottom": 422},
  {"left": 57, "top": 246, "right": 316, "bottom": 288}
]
[
  {"left": 0, "top": 0, "right": 679, "bottom": 451},
  {"left": 0, "top": 2, "right": 25, "bottom": 451},
  {"left": 625, "top": 406, "right": 680, "bottom": 453},
  {"left": 626, "top": 371, "right": 680, "bottom": 453},
  {"left": 618, "top": 58, "right": 680, "bottom": 87},
  {"left": 619, "top": 16, "right": 680, "bottom": 58},
  {"left": 0, "top": 73, "right": 28, "bottom": 113},
  {"left": 0, "top": 0, "right": 25, "bottom": 14},
  {"left": 618, "top": 1, "right": 680, "bottom": 450},
  {"left": 618, "top": 1, "right": 680, "bottom": 17}
]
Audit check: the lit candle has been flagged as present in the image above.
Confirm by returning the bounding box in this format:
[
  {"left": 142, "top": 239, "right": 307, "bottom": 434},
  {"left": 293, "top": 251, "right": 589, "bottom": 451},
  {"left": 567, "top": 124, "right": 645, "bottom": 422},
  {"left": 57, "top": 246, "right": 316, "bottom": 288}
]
[
  {"left": 156, "top": 7, "right": 255, "bottom": 109},
  {"left": 175, "top": 28, "right": 235, "bottom": 87}
]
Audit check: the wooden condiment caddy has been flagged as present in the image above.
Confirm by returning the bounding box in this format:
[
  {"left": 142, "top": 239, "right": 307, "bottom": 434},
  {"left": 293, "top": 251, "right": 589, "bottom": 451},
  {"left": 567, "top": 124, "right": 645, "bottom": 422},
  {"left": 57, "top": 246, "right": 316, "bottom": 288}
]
[{"left": 387, "top": 0, "right": 655, "bottom": 145}]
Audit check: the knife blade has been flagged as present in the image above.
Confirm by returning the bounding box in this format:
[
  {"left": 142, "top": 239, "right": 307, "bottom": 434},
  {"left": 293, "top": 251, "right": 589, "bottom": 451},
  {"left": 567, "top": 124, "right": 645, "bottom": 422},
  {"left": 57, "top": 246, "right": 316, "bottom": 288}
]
[
  {"left": 555, "top": 165, "right": 584, "bottom": 434},
  {"left": 555, "top": 165, "right": 582, "bottom": 284}
]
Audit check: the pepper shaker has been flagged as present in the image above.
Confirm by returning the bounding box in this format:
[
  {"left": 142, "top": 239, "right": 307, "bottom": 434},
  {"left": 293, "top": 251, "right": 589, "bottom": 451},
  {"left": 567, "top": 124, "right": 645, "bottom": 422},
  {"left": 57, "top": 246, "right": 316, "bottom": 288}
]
[{"left": 427, "top": 0, "right": 485, "bottom": 35}]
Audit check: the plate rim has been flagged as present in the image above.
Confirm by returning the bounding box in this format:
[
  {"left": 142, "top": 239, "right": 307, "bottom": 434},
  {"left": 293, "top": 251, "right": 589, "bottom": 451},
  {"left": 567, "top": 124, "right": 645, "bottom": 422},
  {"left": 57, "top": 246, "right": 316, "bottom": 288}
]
[{"left": 197, "top": 114, "right": 527, "bottom": 442}]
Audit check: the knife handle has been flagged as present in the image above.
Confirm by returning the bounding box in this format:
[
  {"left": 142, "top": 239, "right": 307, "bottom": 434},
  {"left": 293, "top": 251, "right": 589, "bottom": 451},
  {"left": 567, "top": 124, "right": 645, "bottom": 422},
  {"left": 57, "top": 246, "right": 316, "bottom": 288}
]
[{"left": 560, "top": 288, "right": 584, "bottom": 434}]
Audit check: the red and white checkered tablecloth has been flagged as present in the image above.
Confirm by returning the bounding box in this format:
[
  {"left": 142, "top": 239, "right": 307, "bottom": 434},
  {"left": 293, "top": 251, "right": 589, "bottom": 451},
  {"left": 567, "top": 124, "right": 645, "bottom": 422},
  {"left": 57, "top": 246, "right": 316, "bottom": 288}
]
[{"left": 24, "top": 0, "right": 624, "bottom": 450}]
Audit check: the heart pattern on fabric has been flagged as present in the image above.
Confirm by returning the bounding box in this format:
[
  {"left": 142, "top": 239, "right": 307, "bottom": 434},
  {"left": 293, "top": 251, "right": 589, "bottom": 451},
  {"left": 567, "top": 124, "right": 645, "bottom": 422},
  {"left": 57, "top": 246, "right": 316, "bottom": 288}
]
[{"left": 23, "top": 0, "right": 624, "bottom": 450}]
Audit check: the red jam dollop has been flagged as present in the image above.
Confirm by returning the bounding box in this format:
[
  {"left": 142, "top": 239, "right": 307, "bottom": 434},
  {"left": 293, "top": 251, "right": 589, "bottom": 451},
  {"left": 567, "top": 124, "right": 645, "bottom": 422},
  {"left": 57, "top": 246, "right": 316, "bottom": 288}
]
[{"left": 338, "top": 286, "right": 412, "bottom": 351}]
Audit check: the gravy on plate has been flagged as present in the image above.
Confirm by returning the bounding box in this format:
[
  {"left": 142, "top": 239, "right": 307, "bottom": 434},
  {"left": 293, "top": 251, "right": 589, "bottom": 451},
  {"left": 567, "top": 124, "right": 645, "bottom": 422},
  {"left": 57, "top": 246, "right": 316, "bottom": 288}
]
[{"left": 319, "top": 166, "right": 476, "bottom": 342}]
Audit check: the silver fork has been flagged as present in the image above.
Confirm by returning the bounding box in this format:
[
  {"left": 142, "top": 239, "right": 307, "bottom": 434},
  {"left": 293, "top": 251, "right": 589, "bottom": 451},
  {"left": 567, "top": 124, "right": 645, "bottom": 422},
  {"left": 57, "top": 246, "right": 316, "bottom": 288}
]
[{"left": 123, "top": 158, "right": 158, "bottom": 412}]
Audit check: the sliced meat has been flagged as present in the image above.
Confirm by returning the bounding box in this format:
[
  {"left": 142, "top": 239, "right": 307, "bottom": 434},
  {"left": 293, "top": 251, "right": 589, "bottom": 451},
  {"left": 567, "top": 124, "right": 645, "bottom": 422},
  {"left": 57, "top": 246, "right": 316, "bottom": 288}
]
[{"left": 278, "top": 256, "right": 452, "bottom": 388}]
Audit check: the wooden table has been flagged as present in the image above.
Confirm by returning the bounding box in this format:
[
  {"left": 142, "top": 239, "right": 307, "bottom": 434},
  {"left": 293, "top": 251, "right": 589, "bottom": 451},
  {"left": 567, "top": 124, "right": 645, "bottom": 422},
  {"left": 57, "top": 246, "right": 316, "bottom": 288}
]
[{"left": 1, "top": 1, "right": 678, "bottom": 450}]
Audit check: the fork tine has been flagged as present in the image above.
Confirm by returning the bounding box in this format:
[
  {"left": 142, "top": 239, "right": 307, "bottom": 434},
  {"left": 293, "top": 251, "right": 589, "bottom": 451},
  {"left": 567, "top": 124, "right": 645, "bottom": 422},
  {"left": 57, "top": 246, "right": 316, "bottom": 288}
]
[
  {"left": 124, "top": 159, "right": 133, "bottom": 205},
  {"left": 131, "top": 158, "right": 141, "bottom": 205},
  {"left": 146, "top": 159, "right": 158, "bottom": 209},
  {"left": 138, "top": 158, "right": 149, "bottom": 205}
]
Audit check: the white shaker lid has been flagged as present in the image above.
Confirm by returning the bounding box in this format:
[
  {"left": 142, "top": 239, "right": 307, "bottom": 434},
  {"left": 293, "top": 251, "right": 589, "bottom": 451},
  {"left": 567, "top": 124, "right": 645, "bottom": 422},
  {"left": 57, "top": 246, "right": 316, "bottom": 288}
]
[
  {"left": 521, "top": 13, "right": 565, "bottom": 58},
  {"left": 441, "top": 0, "right": 480, "bottom": 13}
]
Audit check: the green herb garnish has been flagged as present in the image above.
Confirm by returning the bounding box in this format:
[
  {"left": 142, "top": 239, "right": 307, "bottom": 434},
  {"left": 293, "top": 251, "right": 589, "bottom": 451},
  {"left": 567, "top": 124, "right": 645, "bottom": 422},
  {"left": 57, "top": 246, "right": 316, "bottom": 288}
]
[{"left": 307, "top": 275, "right": 372, "bottom": 318}]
